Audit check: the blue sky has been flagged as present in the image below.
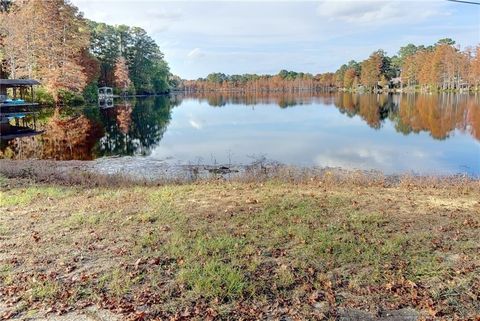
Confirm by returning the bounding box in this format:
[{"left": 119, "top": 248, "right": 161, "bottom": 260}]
[{"left": 72, "top": 0, "right": 480, "bottom": 79}]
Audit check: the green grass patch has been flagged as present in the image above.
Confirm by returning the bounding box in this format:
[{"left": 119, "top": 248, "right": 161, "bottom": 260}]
[
  {"left": 0, "top": 222, "right": 8, "bottom": 236},
  {"left": 407, "top": 253, "right": 445, "bottom": 281},
  {"left": 100, "top": 269, "right": 144, "bottom": 297},
  {"left": 0, "top": 263, "right": 14, "bottom": 286},
  {"left": 0, "top": 174, "right": 7, "bottom": 187},
  {"left": 275, "top": 265, "right": 296, "bottom": 289},
  {"left": 1, "top": 186, "right": 72, "bottom": 207},
  {"left": 62, "top": 211, "right": 109, "bottom": 229},
  {"left": 26, "top": 279, "right": 60, "bottom": 301},
  {"left": 328, "top": 194, "right": 351, "bottom": 207},
  {"left": 138, "top": 230, "right": 162, "bottom": 250},
  {"left": 178, "top": 259, "right": 245, "bottom": 301}
]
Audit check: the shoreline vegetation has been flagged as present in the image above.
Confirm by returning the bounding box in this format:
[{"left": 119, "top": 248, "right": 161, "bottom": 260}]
[
  {"left": 2, "top": 158, "right": 479, "bottom": 186},
  {"left": 1, "top": 1, "right": 479, "bottom": 108},
  {"left": 0, "top": 164, "right": 479, "bottom": 320}
]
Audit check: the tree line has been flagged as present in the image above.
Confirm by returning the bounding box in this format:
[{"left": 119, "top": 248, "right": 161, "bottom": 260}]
[
  {"left": 182, "top": 71, "right": 317, "bottom": 93},
  {"left": 182, "top": 39, "right": 480, "bottom": 93},
  {"left": 0, "top": 0, "right": 172, "bottom": 105}
]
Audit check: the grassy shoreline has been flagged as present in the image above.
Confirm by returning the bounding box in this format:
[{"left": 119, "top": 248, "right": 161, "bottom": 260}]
[
  {"left": 0, "top": 169, "right": 479, "bottom": 320},
  {"left": 0, "top": 159, "right": 477, "bottom": 187}
]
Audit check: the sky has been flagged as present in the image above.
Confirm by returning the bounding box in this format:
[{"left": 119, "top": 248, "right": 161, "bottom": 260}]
[{"left": 71, "top": 0, "right": 480, "bottom": 79}]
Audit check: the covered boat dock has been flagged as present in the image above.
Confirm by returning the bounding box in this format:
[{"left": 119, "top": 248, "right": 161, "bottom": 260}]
[
  {"left": 1, "top": 79, "right": 42, "bottom": 140},
  {"left": 0, "top": 79, "right": 40, "bottom": 110}
]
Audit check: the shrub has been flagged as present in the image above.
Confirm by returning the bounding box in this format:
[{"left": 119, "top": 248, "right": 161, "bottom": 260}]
[
  {"left": 83, "top": 82, "right": 99, "bottom": 103},
  {"left": 34, "top": 87, "right": 55, "bottom": 106},
  {"left": 114, "top": 84, "right": 136, "bottom": 96},
  {"left": 58, "top": 89, "right": 85, "bottom": 106}
]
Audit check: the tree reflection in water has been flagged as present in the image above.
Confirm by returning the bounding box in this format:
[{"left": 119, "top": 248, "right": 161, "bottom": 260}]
[
  {"left": 97, "top": 96, "right": 177, "bottom": 157},
  {"left": 188, "top": 92, "right": 479, "bottom": 141},
  {"left": 332, "top": 93, "right": 480, "bottom": 139},
  {"left": 393, "top": 94, "right": 479, "bottom": 140},
  {"left": 1, "top": 109, "right": 104, "bottom": 160},
  {"left": 0, "top": 96, "right": 179, "bottom": 160}
]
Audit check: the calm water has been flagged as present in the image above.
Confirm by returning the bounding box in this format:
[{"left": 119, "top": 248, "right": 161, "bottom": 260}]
[{"left": 1, "top": 93, "right": 479, "bottom": 176}]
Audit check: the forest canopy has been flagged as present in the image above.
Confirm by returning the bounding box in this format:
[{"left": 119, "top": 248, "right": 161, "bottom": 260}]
[{"left": 0, "top": 0, "right": 172, "bottom": 104}]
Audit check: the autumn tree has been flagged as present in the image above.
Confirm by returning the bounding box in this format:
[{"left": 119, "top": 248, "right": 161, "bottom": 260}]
[
  {"left": 1, "top": 0, "right": 89, "bottom": 103},
  {"left": 78, "top": 49, "right": 100, "bottom": 86},
  {"left": 361, "top": 52, "right": 382, "bottom": 90},
  {"left": 469, "top": 46, "right": 480, "bottom": 89},
  {"left": 343, "top": 68, "right": 357, "bottom": 89},
  {"left": 37, "top": 0, "right": 89, "bottom": 101},
  {"left": 401, "top": 52, "right": 423, "bottom": 87},
  {"left": 114, "top": 56, "right": 131, "bottom": 95},
  {"left": 0, "top": 7, "right": 6, "bottom": 77},
  {"left": 417, "top": 42, "right": 469, "bottom": 90},
  {"left": 0, "top": 5, "right": 24, "bottom": 79}
]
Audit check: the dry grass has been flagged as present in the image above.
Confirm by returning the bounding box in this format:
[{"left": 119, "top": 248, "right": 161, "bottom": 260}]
[
  {"left": 0, "top": 158, "right": 476, "bottom": 188},
  {"left": 0, "top": 173, "right": 479, "bottom": 320}
]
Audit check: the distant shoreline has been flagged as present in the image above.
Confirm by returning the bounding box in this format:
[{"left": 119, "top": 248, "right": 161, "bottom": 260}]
[{"left": 173, "top": 87, "right": 478, "bottom": 94}]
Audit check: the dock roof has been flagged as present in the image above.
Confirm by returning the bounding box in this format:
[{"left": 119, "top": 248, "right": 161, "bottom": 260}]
[{"left": 0, "top": 79, "right": 41, "bottom": 87}]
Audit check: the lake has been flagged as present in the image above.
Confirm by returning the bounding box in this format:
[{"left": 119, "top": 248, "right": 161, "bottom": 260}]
[{"left": 1, "top": 92, "right": 479, "bottom": 176}]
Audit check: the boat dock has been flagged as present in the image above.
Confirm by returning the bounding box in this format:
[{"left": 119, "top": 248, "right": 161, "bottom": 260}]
[
  {"left": 0, "top": 79, "right": 40, "bottom": 111},
  {"left": 1, "top": 79, "right": 42, "bottom": 140}
]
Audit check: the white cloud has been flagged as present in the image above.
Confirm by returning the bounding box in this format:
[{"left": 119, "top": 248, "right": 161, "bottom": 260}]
[
  {"left": 187, "top": 113, "right": 204, "bottom": 129},
  {"left": 315, "top": 147, "right": 391, "bottom": 170},
  {"left": 189, "top": 119, "right": 203, "bottom": 129},
  {"left": 317, "top": 0, "right": 446, "bottom": 25},
  {"left": 148, "top": 9, "right": 182, "bottom": 21},
  {"left": 187, "top": 48, "right": 205, "bottom": 60},
  {"left": 72, "top": 0, "right": 182, "bottom": 34},
  {"left": 313, "top": 146, "right": 442, "bottom": 174}
]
